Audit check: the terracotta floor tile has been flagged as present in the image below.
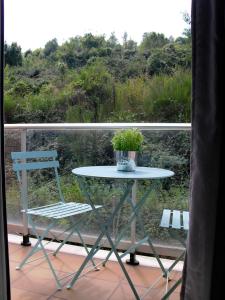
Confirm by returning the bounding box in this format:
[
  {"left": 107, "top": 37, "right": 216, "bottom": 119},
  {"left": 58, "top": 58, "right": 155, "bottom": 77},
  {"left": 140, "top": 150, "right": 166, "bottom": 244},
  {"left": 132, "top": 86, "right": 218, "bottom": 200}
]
[
  {"left": 9, "top": 246, "right": 80, "bottom": 274},
  {"left": 125, "top": 264, "right": 165, "bottom": 288},
  {"left": 8, "top": 243, "right": 23, "bottom": 255},
  {"left": 108, "top": 282, "right": 146, "bottom": 300},
  {"left": 9, "top": 245, "right": 45, "bottom": 264},
  {"left": 9, "top": 247, "right": 30, "bottom": 262},
  {"left": 11, "top": 287, "right": 48, "bottom": 300},
  {"left": 85, "top": 259, "right": 134, "bottom": 283},
  {"left": 25, "top": 251, "right": 89, "bottom": 274},
  {"left": 157, "top": 291, "right": 181, "bottom": 300},
  {"left": 9, "top": 261, "right": 34, "bottom": 283},
  {"left": 141, "top": 287, "right": 179, "bottom": 300},
  {"left": 52, "top": 276, "right": 119, "bottom": 300},
  {"left": 167, "top": 271, "right": 182, "bottom": 293},
  {"left": 47, "top": 297, "right": 67, "bottom": 300},
  {"left": 12, "top": 265, "right": 69, "bottom": 296},
  {"left": 143, "top": 278, "right": 181, "bottom": 300},
  {"left": 43, "top": 252, "right": 86, "bottom": 273},
  {"left": 169, "top": 292, "right": 181, "bottom": 300}
]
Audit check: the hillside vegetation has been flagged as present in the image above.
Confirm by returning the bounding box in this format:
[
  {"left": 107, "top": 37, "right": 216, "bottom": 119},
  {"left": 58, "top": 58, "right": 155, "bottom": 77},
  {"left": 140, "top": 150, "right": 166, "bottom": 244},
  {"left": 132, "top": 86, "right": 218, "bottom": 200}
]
[
  {"left": 5, "top": 23, "right": 192, "bottom": 243},
  {"left": 4, "top": 25, "right": 191, "bottom": 123}
]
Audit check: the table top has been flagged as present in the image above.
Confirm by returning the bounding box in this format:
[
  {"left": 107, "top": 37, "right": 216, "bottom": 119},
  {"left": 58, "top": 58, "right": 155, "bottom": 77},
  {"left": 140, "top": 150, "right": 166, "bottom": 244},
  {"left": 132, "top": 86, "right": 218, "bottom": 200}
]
[{"left": 72, "top": 166, "right": 174, "bottom": 180}]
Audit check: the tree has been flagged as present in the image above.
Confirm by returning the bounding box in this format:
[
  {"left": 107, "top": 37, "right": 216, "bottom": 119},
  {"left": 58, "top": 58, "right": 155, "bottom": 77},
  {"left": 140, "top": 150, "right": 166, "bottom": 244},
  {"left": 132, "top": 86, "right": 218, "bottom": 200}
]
[
  {"left": 122, "top": 35, "right": 137, "bottom": 60},
  {"left": 107, "top": 32, "right": 118, "bottom": 48},
  {"left": 57, "top": 37, "right": 86, "bottom": 68},
  {"left": 43, "top": 38, "right": 58, "bottom": 57},
  {"left": 4, "top": 42, "right": 22, "bottom": 66},
  {"left": 147, "top": 51, "right": 170, "bottom": 75},
  {"left": 24, "top": 49, "right": 32, "bottom": 57},
  {"left": 122, "top": 32, "right": 128, "bottom": 48},
  {"left": 139, "top": 32, "right": 169, "bottom": 56},
  {"left": 182, "top": 12, "right": 191, "bottom": 42},
  {"left": 147, "top": 44, "right": 191, "bottom": 75},
  {"left": 82, "top": 33, "right": 105, "bottom": 50},
  {"left": 78, "top": 60, "right": 114, "bottom": 122}
]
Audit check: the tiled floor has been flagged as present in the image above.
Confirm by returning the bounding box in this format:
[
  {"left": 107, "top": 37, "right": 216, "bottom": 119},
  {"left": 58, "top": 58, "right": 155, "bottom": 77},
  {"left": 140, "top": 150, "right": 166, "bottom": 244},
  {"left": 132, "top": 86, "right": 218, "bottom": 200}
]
[{"left": 8, "top": 242, "right": 181, "bottom": 300}]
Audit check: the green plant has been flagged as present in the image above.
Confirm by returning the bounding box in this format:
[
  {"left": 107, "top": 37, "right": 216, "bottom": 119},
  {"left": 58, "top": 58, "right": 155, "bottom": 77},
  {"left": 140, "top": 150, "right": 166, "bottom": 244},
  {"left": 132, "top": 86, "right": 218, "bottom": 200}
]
[{"left": 112, "top": 128, "right": 144, "bottom": 151}]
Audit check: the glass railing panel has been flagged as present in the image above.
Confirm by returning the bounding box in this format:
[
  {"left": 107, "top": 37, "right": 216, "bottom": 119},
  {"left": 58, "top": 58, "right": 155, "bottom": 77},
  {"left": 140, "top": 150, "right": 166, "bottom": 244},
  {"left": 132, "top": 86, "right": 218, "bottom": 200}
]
[
  {"left": 5, "top": 125, "right": 191, "bottom": 256},
  {"left": 5, "top": 129, "right": 23, "bottom": 224}
]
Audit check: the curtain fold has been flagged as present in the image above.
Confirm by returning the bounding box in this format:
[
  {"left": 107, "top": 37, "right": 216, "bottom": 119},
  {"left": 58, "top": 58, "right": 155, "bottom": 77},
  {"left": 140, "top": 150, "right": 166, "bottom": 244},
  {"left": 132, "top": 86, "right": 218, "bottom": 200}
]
[
  {"left": 181, "top": 0, "right": 225, "bottom": 299},
  {"left": 0, "top": 0, "right": 11, "bottom": 299}
]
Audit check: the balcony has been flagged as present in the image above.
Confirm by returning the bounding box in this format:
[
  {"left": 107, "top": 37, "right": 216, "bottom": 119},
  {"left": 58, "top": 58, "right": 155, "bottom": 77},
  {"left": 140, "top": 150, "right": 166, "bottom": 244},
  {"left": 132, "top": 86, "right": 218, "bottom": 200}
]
[{"left": 5, "top": 123, "right": 190, "bottom": 299}]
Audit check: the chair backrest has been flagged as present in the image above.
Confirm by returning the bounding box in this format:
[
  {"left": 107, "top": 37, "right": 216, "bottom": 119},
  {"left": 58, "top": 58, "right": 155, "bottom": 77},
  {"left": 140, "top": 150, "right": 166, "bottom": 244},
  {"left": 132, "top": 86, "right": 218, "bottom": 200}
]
[{"left": 11, "top": 150, "right": 64, "bottom": 211}]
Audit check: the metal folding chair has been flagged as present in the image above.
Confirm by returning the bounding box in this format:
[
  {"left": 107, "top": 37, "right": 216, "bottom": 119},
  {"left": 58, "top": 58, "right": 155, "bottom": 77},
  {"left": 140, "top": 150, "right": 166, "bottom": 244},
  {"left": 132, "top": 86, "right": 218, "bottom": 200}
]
[
  {"left": 160, "top": 209, "right": 189, "bottom": 299},
  {"left": 11, "top": 150, "right": 101, "bottom": 290}
]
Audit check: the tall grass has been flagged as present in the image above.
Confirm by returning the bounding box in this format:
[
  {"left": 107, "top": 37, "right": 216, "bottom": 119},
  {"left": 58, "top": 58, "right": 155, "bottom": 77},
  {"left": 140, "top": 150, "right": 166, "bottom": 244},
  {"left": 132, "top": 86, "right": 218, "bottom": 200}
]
[
  {"left": 113, "top": 69, "right": 191, "bottom": 122},
  {"left": 144, "top": 69, "right": 191, "bottom": 122}
]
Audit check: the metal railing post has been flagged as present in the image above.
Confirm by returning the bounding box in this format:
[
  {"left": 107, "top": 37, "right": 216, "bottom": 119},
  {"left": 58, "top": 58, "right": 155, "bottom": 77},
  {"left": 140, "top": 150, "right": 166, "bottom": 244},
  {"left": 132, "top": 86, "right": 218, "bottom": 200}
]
[{"left": 20, "top": 129, "right": 31, "bottom": 246}]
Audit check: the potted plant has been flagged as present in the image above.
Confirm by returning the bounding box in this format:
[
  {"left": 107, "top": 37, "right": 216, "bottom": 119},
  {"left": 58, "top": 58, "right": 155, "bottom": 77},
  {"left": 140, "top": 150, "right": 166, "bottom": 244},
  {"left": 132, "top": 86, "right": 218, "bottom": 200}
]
[{"left": 111, "top": 128, "right": 144, "bottom": 171}]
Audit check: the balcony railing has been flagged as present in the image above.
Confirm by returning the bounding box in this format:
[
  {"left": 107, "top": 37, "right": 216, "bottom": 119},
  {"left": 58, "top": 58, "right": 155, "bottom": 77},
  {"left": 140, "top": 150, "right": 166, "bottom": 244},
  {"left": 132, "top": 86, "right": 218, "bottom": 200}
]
[{"left": 4, "top": 123, "right": 191, "bottom": 258}]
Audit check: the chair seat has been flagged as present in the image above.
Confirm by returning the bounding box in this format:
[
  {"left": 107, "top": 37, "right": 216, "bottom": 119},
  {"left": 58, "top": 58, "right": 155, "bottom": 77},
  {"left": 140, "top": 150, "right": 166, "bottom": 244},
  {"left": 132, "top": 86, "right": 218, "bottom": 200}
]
[
  {"left": 160, "top": 209, "right": 189, "bottom": 231},
  {"left": 159, "top": 209, "right": 189, "bottom": 299},
  {"left": 25, "top": 202, "right": 101, "bottom": 219}
]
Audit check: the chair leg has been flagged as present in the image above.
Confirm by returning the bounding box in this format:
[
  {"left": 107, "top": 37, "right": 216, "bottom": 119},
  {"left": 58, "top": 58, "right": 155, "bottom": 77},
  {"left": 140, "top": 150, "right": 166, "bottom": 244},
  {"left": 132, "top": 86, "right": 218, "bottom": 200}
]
[
  {"left": 161, "top": 277, "right": 182, "bottom": 300},
  {"left": 53, "top": 217, "right": 99, "bottom": 270},
  {"left": 75, "top": 228, "right": 99, "bottom": 270},
  {"left": 52, "top": 223, "right": 77, "bottom": 256},
  {"left": 165, "top": 229, "right": 186, "bottom": 276},
  {"left": 27, "top": 216, "right": 62, "bottom": 290},
  {"left": 52, "top": 214, "right": 90, "bottom": 255},
  {"left": 16, "top": 238, "right": 42, "bottom": 270},
  {"left": 167, "top": 251, "right": 185, "bottom": 274},
  {"left": 16, "top": 216, "right": 55, "bottom": 269},
  {"left": 159, "top": 229, "right": 186, "bottom": 299}
]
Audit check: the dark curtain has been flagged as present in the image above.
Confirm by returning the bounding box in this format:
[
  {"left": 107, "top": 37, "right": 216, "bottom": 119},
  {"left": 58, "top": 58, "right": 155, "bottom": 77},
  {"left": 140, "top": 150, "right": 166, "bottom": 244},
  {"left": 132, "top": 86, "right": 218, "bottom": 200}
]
[
  {"left": 181, "top": 0, "right": 225, "bottom": 299},
  {"left": 0, "top": 0, "right": 11, "bottom": 299}
]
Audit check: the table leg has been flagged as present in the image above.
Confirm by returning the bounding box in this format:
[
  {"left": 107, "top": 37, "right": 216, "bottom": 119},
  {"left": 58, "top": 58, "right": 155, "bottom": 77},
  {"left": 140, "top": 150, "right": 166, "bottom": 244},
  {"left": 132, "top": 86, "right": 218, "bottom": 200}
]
[
  {"left": 126, "top": 252, "right": 139, "bottom": 265},
  {"left": 126, "top": 180, "right": 139, "bottom": 266},
  {"left": 67, "top": 179, "right": 134, "bottom": 288},
  {"left": 103, "top": 180, "right": 165, "bottom": 274},
  {"left": 103, "top": 228, "right": 141, "bottom": 300},
  {"left": 126, "top": 180, "right": 167, "bottom": 277},
  {"left": 102, "top": 183, "right": 154, "bottom": 266},
  {"left": 69, "top": 178, "right": 142, "bottom": 299}
]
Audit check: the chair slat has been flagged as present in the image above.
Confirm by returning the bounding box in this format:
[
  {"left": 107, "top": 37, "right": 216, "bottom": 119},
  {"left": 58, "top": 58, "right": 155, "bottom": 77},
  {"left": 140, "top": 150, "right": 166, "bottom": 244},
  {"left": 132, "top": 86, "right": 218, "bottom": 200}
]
[
  {"left": 11, "top": 151, "right": 57, "bottom": 160},
  {"left": 54, "top": 205, "right": 94, "bottom": 218},
  {"left": 29, "top": 202, "right": 90, "bottom": 216},
  {"left": 182, "top": 211, "right": 189, "bottom": 230},
  {"left": 172, "top": 210, "right": 181, "bottom": 229},
  {"left": 13, "top": 160, "right": 59, "bottom": 171},
  {"left": 26, "top": 202, "right": 101, "bottom": 219},
  {"left": 160, "top": 209, "right": 171, "bottom": 228}
]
